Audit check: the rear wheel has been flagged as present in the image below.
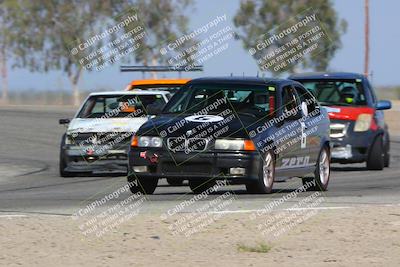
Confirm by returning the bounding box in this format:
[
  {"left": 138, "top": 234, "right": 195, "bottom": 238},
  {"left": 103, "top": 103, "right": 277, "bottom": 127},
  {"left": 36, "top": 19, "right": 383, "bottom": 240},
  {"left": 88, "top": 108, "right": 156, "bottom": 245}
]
[
  {"left": 366, "top": 136, "right": 384, "bottom": 170},
  {"left": 129, "top": 176, "right": 158, "bottom": 194},
  {"left": 246, "top": 150, "right": 275, "bottom": 194},
  {"left": 302, "top": 146, "right": 330, "bottom": 191}
]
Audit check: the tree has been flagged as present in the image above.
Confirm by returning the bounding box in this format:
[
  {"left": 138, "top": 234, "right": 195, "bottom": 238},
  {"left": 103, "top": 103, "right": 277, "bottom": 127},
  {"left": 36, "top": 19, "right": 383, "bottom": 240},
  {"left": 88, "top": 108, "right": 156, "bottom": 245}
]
[
  {"left": 0, "top": 0, "right": 45, "bottom": 104},
  {"left": 233, "top": 0, "right": 347, "bottom": 75},
  {"left": 5, "top": 0, "right": 196, "bottom": 105},
  {"left": 120, "top": 0, "right": 198, "bottom": 78},
  {"left": 0, "top": 3, "right": 11, "bottom": 104},
  {"left": 30, "top": 0, "right": 126, "bottom": 106}
]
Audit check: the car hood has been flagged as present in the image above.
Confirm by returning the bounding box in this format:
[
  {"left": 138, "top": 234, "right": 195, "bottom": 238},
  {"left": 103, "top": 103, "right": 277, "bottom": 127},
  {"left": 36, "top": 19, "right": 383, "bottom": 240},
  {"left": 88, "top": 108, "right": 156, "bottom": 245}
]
[
  {"left": 138, "top": 113, "right": 260, "bottom": 138},
  {"left": 67, "top": 117, "right": 148, "bottom": 134}
]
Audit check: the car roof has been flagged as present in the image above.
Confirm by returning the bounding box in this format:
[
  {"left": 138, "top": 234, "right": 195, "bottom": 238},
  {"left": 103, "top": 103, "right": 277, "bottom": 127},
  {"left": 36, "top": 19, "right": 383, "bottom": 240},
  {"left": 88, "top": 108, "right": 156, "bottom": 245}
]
[
  {"left": 188, "top": 76, "right": 289, "bottom": 86},
  {"left": 289, "top": 72, "right": 366, "bottom": 80},
  {"left": 89, "top": 90, "right": 169, "bottom": 96},
  {"left": 129, "top": 79, "right": 191, "bottom": 87}
]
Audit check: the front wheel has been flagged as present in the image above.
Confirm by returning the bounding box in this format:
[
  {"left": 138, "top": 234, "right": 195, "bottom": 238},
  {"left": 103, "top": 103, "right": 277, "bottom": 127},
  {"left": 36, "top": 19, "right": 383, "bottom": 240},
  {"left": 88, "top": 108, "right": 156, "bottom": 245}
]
[
  {"left": 302, "top": 146, "right": 330, "bottom": 191},
  {"left": 246, "top": 150, "right": 275, "bottom": 194},
  {"left": 128, "top": 176, "right": 158, "bottom": 194},
  {"left": 366, "top": 136, "right": 384, "bottom": 170},
  {"left": 384, "top": 134, "right": 390, "bottom": 168}
]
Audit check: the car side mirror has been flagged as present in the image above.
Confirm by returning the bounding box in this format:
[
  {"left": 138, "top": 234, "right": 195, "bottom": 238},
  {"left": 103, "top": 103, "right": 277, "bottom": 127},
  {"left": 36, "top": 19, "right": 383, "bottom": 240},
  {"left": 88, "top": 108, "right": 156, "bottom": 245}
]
[
  {"left": 59, "top": 118, "right": 70, "bottom": 125},
  {"left": 376, "top": 100, "right": 392, "bottom": 110}
]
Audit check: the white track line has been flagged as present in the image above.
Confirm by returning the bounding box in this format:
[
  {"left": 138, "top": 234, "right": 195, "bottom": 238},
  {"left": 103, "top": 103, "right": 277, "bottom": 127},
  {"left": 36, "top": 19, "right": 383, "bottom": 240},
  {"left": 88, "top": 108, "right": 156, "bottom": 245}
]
[
  {"left": 0, "top": 215, "right": 27, "bottom": 218},
  {"left": 206, "top": 203, "right": 400, "bottom": 214},
  {"left": 0, "top": 204, "right": 399, "bottom": 217}
]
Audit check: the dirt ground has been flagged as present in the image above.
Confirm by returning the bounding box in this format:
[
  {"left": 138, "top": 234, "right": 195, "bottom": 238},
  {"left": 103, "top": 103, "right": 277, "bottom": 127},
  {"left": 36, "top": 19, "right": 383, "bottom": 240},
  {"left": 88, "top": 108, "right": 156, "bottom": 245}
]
[{"left": 1, "top": 206, "right": 399, "bottom": 267}]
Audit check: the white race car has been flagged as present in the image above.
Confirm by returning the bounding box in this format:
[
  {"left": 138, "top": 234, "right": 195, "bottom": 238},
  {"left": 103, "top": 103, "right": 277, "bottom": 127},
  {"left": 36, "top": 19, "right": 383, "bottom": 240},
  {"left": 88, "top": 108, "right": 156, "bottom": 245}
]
[{"left": 59, "top": 90, "right": 171, "bottom": 177}]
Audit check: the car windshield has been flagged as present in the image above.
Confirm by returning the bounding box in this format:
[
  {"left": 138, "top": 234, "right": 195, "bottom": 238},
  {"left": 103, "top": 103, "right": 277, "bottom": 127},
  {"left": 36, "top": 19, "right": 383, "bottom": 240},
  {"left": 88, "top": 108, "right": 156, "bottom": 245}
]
[
  {"left": 162, "top": 84, "right": 271, "bottom": 117},
  {"left": 299, "top": 79, "right": 367, "bottom": 106},
  {"left": 77, "top": 94, "right": 166, "bottom": 118},
  {"left": 131, "top": 85, "right": 182, "bottom": 95}
]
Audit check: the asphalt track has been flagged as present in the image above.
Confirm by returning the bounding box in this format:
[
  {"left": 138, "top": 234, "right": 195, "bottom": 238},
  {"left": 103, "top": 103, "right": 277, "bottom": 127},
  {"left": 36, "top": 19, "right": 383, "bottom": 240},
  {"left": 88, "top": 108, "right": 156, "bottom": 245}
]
[{"left": 0, "top": 106, "right": 399, "bottom": 216}]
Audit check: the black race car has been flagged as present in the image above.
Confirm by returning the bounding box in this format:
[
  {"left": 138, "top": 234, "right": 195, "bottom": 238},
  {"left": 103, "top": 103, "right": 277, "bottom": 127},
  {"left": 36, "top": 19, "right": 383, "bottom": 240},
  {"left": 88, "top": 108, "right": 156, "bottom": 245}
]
[
  {"left": 127, "top": 77, "right": 331, "bottom": 194},
  {"left": 290, "top": 72, "right": 392, "bottom": 170}
]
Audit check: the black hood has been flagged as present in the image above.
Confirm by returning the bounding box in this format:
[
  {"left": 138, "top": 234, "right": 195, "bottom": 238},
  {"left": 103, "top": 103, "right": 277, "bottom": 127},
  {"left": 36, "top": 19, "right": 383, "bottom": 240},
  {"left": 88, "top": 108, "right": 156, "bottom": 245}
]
[{"left": 137, "top": 113, "right": 262, "bottom": 139}]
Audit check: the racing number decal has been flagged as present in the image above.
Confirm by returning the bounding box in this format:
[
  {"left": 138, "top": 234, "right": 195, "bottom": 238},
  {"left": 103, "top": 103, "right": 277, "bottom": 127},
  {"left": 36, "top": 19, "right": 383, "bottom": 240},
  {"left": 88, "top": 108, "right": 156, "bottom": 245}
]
[
  {"left": 185, "top": 115, "right": 224, "bottom": 123},
  {"left": 300, "top": 121, "right": 307, "bottom": 149}
]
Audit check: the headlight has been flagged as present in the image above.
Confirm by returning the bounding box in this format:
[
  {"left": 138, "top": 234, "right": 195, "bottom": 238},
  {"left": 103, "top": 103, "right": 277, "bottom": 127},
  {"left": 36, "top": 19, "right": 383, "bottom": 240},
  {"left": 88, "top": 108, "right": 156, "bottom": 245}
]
[
  {"left": 214, "top": 139, "right": 255, "bottom": 151},
  {"left": 354, "top": 114, "right": 372, "bottom": 132},
  {"left": 132, "top": 136, "right": 163, "bottom": 147}
]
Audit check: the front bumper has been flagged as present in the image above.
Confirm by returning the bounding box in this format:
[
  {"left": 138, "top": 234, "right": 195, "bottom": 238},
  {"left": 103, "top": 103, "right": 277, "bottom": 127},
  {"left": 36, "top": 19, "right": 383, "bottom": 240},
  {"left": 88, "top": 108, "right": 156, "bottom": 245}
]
[
  {"left": 329, "top": 120, "right": 376, "bottom": 163},
  {"left": 128, "top": 148, "right": 261, "bottom": 182},
  {"left": 63, "top": 145, "right": 128, "bottom": 173}
]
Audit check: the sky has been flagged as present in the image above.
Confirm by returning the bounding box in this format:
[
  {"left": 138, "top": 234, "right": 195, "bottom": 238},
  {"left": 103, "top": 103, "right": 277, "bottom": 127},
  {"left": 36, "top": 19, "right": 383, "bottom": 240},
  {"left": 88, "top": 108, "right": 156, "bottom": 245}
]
[{"left": 7, "top": 0, "right": 400, "bottom": 92}]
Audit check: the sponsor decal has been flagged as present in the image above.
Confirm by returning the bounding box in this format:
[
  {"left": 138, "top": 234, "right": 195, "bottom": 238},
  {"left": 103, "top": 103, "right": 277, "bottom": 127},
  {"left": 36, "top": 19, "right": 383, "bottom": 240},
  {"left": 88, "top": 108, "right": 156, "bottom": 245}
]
[
  {"left": 184, "top": 115, "right": 224, "bottom": 123},
  {"left": 281, "top": 156, "right": 310, "bottom": 168}
]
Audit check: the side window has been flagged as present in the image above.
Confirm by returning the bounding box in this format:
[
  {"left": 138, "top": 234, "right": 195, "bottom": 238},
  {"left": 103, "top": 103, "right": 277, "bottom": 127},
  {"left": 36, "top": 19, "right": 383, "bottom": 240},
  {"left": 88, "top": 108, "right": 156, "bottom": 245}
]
[
  {"left": 294, "top": 85, "right": 317, "bottom": 116},
  {"left": 281, "top": 85, "right": 300, "bottom": 117},
  {"left": 92, "top": 98, "right": 106, "bottom": 113}
]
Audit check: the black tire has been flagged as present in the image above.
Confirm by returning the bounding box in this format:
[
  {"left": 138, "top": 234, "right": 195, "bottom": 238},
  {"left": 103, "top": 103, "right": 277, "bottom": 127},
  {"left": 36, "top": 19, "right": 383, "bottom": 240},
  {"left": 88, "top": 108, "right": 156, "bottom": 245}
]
[
  {"left": 384, "top": 134, "right": 390, "bottom": 168},
  {"left": 366, "top": 135, "right": 384, "bottom": 170},
  {"left": 302, "top": 145, "right": 330, "bottom": 191},
  {"left": 128, "top": 176, "right": 158, "bottom": 194},
  {"left": 384, "top": 150, "right": 390, "bottom": 168},
  {"left": 189, "top": 179, "right": 216, "bottom": 194},
  {"left": 246, "top": 150, "right": 275, "bottom": 194},
  {"left": 166, "top": 178, "right": 184, "bottom": 186}
]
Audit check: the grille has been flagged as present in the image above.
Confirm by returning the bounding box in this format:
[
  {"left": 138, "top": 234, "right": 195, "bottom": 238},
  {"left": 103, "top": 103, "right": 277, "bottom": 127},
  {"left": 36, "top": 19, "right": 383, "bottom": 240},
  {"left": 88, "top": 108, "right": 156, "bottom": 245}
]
[
  {"left": 71, "top": 132, "right": 133, "bottom": 147},
  {"left": 167, "top": 137, "right": 208, "bottom": 153},
  {"left": 330, "top": 123, "right": 347, "bottom": 138}
]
